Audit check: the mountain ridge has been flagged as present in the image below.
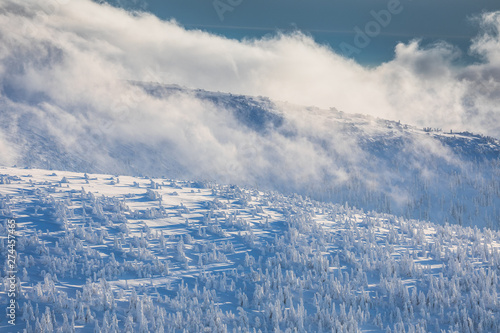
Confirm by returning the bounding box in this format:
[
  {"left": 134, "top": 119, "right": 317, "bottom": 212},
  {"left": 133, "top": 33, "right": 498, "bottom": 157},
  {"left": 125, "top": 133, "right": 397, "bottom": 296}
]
[{"left": 1, "top": 84, "right": 500, "bottom": 228}]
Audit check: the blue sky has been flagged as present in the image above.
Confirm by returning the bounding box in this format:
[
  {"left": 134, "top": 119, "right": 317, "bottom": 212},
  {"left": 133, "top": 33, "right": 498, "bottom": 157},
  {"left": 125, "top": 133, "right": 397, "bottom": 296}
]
[{"left": 107, "top": 0, "right": 500, "bottom": 65}]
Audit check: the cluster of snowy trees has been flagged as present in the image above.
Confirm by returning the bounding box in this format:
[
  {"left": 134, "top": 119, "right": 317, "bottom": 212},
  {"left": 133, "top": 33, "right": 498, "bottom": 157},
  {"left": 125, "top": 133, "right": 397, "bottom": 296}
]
[
  {"left": 0, "top": 170, "right": 499, "bottom": 332},
  {"left": 303, "top": 154, "right": 500, "bottom": 230}
]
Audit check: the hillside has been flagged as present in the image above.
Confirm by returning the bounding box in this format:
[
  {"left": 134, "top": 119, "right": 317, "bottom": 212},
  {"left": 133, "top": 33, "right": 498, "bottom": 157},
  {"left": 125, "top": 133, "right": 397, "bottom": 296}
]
[
  {"left": 0, "top": 166, "right": 499, "bottom": 332},
  {"left": 2, "top": 84, "right": 500, "bottom": 228}
]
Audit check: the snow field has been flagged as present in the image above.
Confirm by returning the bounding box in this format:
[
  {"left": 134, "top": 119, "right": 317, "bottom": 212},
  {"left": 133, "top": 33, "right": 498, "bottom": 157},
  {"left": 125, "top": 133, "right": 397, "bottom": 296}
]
[{"left": 0, "top": 167, "right": 499, "bottom": 332}]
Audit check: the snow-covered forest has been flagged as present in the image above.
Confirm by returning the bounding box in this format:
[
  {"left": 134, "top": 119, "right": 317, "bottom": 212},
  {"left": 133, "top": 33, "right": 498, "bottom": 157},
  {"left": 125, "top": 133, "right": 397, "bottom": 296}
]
[
  {"left": 1, "top": 1, "right": 500, "bottom": 331},
  {"left": 1, "top": 167, "right": 499, "bottom": 332}
]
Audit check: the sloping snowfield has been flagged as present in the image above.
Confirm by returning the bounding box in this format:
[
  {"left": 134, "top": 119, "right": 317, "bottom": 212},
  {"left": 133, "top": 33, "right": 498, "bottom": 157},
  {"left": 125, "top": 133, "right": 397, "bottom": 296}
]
[{"left": 0, "top": 166, "right": 499, "bottom": 332}]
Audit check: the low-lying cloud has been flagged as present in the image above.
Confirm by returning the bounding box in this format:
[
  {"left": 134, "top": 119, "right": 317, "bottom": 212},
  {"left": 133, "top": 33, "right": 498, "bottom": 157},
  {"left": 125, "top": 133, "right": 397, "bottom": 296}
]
[
  {"left": 1, "top": 0, "right": 500, "bottom": 136},
  {"left": 0, "top": 0, "right": 500, "bottom": 227}
]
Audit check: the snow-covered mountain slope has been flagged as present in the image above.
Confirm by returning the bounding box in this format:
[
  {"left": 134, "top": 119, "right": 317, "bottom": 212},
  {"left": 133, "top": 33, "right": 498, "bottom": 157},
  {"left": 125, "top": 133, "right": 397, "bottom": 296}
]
[
  {"left": 1, "top": 84, "right": 500, "bottom": 229},
  {"left": 0, "top": 167, "right": 499, "bottom": 332}
]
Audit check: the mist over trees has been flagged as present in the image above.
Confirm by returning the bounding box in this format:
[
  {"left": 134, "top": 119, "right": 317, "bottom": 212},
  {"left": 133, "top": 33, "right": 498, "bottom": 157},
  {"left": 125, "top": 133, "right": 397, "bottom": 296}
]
[{"left": 2, "top": 85, "right": 500, "bottom": 230}]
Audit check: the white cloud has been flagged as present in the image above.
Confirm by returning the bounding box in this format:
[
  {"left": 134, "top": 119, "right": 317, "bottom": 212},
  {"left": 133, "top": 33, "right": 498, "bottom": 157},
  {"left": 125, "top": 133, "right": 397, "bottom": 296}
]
[
  {"left": 1, "top": 0, "right": 500, "bottom": 136},
  {"left": 0, "top": 129, "right": 16, "bottom": 165},
  {"left": 0, "top": 0, "right": 499, "bottom": 224}
]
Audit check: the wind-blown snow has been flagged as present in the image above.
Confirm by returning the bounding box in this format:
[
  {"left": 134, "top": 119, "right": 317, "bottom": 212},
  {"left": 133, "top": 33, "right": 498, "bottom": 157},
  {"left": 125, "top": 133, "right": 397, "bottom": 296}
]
[
  {"left": 1, "top": 2, "right": 499, "bottom": 331},
  {"left": 2, "top": 82, "right": 500, "bottom": 229},
  {"left": 1, "top": 0, "right": 500, "bottom": 135},
  {"left": 1, "top": 0, "right": 500, "bottom": 228}
]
